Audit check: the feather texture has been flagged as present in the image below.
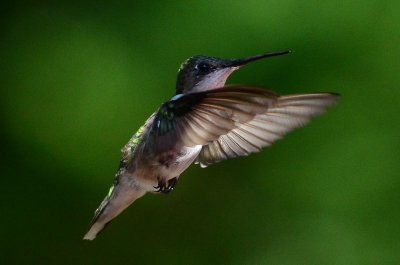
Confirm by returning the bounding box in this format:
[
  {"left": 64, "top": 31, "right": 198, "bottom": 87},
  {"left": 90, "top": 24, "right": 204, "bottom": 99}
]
[
  {"left": 149, "top": 86, "right": 279, "bottom": 152},
  {"left": 196, "top": 92, "right": 339, "bottom": 167}
]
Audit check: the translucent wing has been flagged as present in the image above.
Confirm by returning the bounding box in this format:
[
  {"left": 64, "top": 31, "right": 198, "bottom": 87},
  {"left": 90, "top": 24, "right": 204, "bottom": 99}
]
[
  {"left": 196, "top": 93, "right": 340, "bottom": 167},
  {"left": 148, "top": 86, "right": 279, "bottom": 152}
]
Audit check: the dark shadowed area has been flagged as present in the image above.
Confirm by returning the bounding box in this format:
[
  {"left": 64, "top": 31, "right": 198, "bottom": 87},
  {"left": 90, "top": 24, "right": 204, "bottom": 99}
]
[{"left": 1, "top": 1, "right": 399, "bottom": 264}]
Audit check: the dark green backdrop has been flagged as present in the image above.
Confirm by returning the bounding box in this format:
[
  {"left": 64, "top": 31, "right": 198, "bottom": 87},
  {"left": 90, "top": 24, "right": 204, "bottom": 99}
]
[{"left": 1, "top": 1, "right": 399, "bottom": 264}]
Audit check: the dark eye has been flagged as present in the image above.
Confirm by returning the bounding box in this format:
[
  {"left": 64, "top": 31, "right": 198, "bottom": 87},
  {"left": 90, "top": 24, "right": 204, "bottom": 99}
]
[{"left": 197, "top": 62, "right": 210, "bottom": 73}]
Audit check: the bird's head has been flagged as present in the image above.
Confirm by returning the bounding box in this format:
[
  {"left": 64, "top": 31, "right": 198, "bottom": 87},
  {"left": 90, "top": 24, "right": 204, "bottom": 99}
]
[{"left": 175, "top": 50, "right": 291, "bottom": 94}]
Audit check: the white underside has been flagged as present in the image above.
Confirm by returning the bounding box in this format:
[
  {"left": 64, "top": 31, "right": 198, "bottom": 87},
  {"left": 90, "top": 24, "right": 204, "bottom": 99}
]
[
  {"left": 191, "top": 68, "right": 238, "bottom": 93},
  {"left": 159, "top": 145, "right": 202, "bottom": 182}
]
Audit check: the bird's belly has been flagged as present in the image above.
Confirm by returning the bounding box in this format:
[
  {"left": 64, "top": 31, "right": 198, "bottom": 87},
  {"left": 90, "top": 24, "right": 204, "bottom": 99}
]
[
  {"left": 159, "top": 145, "right": 202, "bottom": 180},
  {"left": 133, "top": 145, "right": 202, "bottom": 191}
]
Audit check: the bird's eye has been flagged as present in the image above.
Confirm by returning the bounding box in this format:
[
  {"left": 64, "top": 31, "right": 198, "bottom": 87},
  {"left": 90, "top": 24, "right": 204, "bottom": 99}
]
[{"left": 197, "top": 62, "right": 210, "bottom": 73}]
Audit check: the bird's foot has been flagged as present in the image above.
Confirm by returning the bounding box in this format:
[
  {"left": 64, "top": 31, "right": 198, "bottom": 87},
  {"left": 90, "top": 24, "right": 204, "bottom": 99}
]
[{"left": 154, "top": 177, "right": 178, "bottom": 194}]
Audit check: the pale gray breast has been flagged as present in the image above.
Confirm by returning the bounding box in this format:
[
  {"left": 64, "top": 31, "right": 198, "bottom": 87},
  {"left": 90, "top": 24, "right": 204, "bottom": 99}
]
[{"left": 161, "top": 145, "right": 202, "bottom": 180}]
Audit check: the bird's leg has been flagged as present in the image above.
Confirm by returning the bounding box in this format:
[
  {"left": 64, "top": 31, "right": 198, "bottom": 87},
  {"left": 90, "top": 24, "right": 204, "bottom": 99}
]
[
  {"left": 165, "top": 177, "right": 177, "bottom": 193},
  {"left": 154, "top": 177, "right": 165, "bottom": 192},
  {"left": 154, "top": 177, "right": 178, "bottom": 194}
]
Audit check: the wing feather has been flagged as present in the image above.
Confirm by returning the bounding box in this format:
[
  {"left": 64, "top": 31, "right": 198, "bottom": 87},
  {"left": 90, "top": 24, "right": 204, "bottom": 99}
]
[
  {"left": 149, "top": 86, "right": 279, "bottom": 152},
  {"left": 196, "top": 92, "right": 339, "bottom": 166}
]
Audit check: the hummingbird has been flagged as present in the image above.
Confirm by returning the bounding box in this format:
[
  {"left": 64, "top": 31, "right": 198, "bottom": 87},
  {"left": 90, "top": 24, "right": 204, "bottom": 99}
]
[{"left": 83, "top": 50, "right": 339, "bottom": 240}]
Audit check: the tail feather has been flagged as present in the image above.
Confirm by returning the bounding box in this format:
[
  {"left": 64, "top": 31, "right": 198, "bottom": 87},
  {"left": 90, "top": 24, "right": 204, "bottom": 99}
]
[{"left": 83, "top": 180, "right": 146, "bottom": 240}]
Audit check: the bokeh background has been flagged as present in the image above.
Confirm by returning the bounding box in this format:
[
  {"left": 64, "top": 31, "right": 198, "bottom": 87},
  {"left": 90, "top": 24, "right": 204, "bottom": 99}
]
[{"left": 1, "top": 1, "right": 399, "bottom": 264}]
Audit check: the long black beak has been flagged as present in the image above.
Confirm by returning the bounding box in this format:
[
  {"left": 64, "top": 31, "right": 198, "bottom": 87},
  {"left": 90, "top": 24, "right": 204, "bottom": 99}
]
[{"left": 226, "top": 50, "right": 291, "bottom": 67}]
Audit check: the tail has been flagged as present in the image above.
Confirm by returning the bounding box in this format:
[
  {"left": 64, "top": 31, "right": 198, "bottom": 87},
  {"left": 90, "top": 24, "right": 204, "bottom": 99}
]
[{"left": 83, "top": 178, "right": 146, "bottom": 240}]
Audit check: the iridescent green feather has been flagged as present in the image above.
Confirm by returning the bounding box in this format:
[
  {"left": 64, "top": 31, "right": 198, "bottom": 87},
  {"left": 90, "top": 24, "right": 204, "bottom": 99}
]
[{"left": 120, "top": 125, "right": 145, "bottom": 166}]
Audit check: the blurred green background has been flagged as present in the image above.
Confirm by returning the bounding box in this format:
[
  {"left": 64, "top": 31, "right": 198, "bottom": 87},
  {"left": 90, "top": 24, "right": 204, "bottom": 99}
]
[{"left": 1, "top": 1, "right": 399, "bottom": 264}]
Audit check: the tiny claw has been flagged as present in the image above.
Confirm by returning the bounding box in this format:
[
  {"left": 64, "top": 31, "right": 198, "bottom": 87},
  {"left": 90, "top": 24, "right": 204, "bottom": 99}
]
[
  {"left": 154, "top": 177, "right": 165, "bottom": 192},
  {"left": 154, "top": 177, "right": 178, "bottom": 194},
  {"left": 153, "top": 185, "right": 161, "bottom": 192},
  {"left": 166, "top": 178, "right": 177, "bottom": 193}
]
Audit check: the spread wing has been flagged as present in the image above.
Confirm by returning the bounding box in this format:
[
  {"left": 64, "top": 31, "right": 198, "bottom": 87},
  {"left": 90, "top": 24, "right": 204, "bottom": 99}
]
[
  {"left": 196, "top": 93, "right": 340, "bottom": 167},
  {"left": 148, "top": 86, "right": 279, "bottom": 152}
]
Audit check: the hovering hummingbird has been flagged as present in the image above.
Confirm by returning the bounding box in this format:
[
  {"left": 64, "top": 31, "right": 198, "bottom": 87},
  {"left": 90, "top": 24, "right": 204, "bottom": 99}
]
[{"left": 83, "top": 50, "right": 339, "bottom": 240}]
